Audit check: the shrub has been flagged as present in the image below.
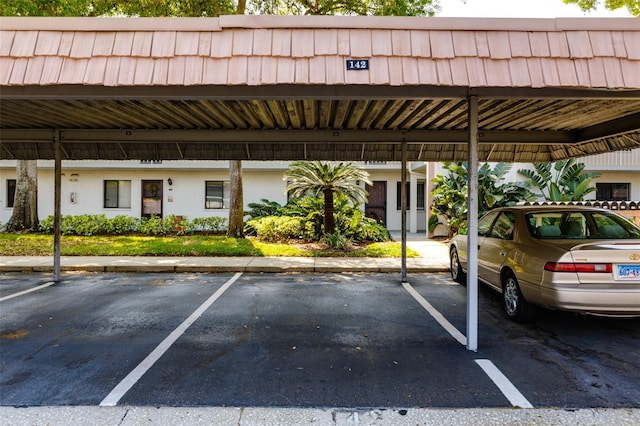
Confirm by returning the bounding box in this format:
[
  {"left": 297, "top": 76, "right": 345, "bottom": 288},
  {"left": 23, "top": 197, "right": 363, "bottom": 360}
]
[
  {"left": 246, "top": 199, "right": 284, "bottom": 219},
  {"left": 138, "top": 215, "right": 178, "bottom": 236},
  {"left": 245, "top": 216, "right": 306, "bottom": 242},
  {"left": 320, "top": 232, "right": 351, "bottom": 250},
  {"left": 105, "top": 215, "right": 140, "bottom": 234},
  {"left": 191, "top": 216, "right": 227, "bottom": 233}
]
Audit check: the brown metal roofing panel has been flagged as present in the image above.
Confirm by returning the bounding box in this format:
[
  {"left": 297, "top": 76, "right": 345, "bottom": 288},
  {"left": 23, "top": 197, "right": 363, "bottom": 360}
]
[
  {"left": 93, "top": 32, "right": 115, "bottom": 56},
  {"left": 387, "top": 57, "right": 404, "bottom": 85},
  {"left": 295, "top": 58, "right": 310, "bottom": 84},
  {"left": 451, "top": 31, "right": 477, "bottom": 57},
  {"left": 308, "top": 56, "right": 325, "bottom": 84},
  {"left": 232, "top": 29, "right": 254, "bottom": 56},
  {"left": 314, "top": 29, "right": 337, "bottom": 55},
  {"left": 210, "top": 31, "right": 232, "bottom": 58},
  {"left": 554, "top": 59, "right": 579, "bottom": 86},
  {"left": 547, "top": 32, "right": 570, "bottom": 58},
  {"left": 391, "top": 30, "right": 411, "bottom": 56},
  {"left": 10, "top": 30, "right": 37, "bottom": 57},
  {"left": 270, "top": 29, "right": 290, "bottom": 57},
  {"left": 152, "top": 58, "right": 169, "bottom": 85},
  {"left": 611, "top": 32, "right": 628, "bottom": 58},
  {"left": 450, "top": 58, "right": 469, "bottom": 86},
  {"left": 401, "top": 57, "right": 419, "bottom": 84},
  {"left": 621, "top": 60, "right": 640, "bottom": 87},
  {"left": 247, "top": 57, "right": 262, "bottom": 85},
  {"left": 0, "top": 31, "right": 15, "bottom": 56},
  {"left": 623, "top": 31, "right": 640, "bottom": 60},
  {"left": 84, "top": 57, "right": 107, "bottom": 84},
  {"left": 0, "top": 58, "right": 13, "bottom": 84},
  {"left": 198, "top": 32, "right": 212, "bottom": 56},
  {"left": 528, "top": 32, "right": 550, "bottom": 57},
  {"left": 486, "top": 31, "right": 511, "bottom": 59},
  {"left": 369, "top": 57, "right": 390, "bottom": 84},
  {"left": 508, "top": 32, "right": 532, "bottom": 58},
  {"left": 350, "top": 29, "right": 372, "bottom": 58},
  {"left": 152, "top": 32, "right": 176, "bottom": 58},
  {"left": 103, "top": 57, "right": 120, "bottom": 86},
  {"left": 588, "top": 31, "right": 615, "bottom": 57},
  {"left": 410, "top": 30, "right": 430, "bottom": 58},
  {"left": 117, "top": 57, "right": 136, "bottom": 85},
  {"left": 34, "top": 31, "right": 62, "bottom": 55},
  {"left": 133, "top": 57, "right": 154, "bottom": 84},
  {"left": 465, "top": 57, "right": 486, "bottom": 86},
  {"left": 175, "top": 31, "right": 200, "bottom": 56},
  {"left": 291, "top": 29, "right": 314, "bottom": 58},
  {"left": 540, "top": 58, "right": 561, "bottom": 86},
  {"left": 429, "top": 31, "right": 454, "bottom": 59},
  {"left": 601, "top": 57, "right": 626, "bottom": 88},
  {"left": 23, "top": 57, "right": 44, "bottom": 84},
  {"left": 40, "top": 56, "right": 63, "bottom": 84},
  {"left": 112, "top": 32, "right": 134, "bottom": 56},
  {"left": 167, "top": 57, "right": 186, "bottom": 85},
  {"left": 474, "top": 32, "right": 490, "bottom": 58},
  {"left": 371, "top": 30, "right": 392, "bottom": 55},
  {"left": 253, "top": 29, "right": 272, "bottom": 55},
  {"left": 508, "top": 58, "right": 531, "bottom": 86},
  {"left": 526, "top": 58, "right": 545, "bottom": 88},
  {"left": 229, "top": 56, "right": 248, "bottom": 84},
  {"left": 574, "top": 59, "right": 591, "bottom": 87},
  {"left": 131, "top": 32, "right": 153, "bottom": 57},
  {"left": 435, "top": 59, "right": 453, "bottom": 85},
  {"left": 587, "top": 58, "right": 608, "bottom": 87},
  {"left": 485, "top": 59, "right": 509, "bottom": 86},
  {"left": 338, "top": 29, "right": 350, "bottom": 56},
  {"left": 566, "top": 31, "right": 593, "bottom": 58},
  {"left": 202, "top": 58, "right": 228, "bottom": 84},
  {"left": 417, "top": 58, "right": 438, "bottom": 85},
  {"left": 259, "top": 57, "right": 277, "bottom": 84},
  {"left": 324, "top": 56, "right": 344, "bottom": 84}
]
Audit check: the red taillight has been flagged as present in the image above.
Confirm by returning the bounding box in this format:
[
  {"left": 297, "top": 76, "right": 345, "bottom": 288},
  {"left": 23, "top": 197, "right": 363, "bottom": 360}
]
[{"left": 544, "top": 262, "right": 612, "bottom": 273}]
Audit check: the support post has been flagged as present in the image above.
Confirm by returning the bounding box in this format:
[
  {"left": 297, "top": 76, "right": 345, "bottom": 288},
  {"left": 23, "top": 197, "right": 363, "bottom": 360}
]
[
  {"left": 466, "top": 95, "right": 479, "bottom": 352},
  {"left": 53, "top": 130, "right": 61, "bottom": 282},
  {"left": 401, "top": 140, "right": 408, "bottom": 283}
]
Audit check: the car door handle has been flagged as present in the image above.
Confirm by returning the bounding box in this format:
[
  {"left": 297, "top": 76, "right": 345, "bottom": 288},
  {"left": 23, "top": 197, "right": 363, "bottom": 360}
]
[{"left": 499, "top": 252, "right": 506, "bottom": 256}]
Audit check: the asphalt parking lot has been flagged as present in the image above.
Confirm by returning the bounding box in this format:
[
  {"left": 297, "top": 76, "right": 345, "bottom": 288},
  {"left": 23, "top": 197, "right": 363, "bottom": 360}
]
[{"left": 1, "top": 271, "right": 639, "bottom": 410}]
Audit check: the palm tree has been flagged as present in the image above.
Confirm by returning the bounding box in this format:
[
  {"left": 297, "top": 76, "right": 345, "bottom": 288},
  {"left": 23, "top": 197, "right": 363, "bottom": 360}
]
[
  {"left": 517, "top": 159, "right": 601, "bottom": 201},
  {"left": 285, "top": 161, "right": 372, "bottom": 235}
]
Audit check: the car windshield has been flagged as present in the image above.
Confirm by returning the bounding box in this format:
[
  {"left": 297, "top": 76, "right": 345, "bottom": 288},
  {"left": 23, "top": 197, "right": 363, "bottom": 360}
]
[{"left": 526, "top": 210, "right": 640, "bottom": 240}]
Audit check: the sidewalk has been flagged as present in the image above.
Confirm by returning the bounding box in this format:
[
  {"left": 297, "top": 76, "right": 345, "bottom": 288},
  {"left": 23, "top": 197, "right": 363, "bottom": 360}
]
[{"left": 0, "top": 238, "right": 451, "bottom": 274}]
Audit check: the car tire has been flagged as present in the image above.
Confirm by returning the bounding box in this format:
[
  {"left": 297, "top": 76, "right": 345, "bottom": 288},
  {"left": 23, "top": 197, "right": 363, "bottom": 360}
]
[
  {"left": 450, "top": 247, "right": 467, "bottom": 285},
  {"left": 502, "top": 272, "right": 535, "bottom": 322}
]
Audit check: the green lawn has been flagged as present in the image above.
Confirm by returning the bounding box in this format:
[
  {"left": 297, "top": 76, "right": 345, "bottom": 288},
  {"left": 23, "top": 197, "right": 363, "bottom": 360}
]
[{"left": 0, "top": 234, "right": 417, "bottom": 258}]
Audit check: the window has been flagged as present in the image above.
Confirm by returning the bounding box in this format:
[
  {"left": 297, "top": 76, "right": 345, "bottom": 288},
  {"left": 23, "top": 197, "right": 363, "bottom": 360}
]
[
  {"left": 478, "top": 211, "right": 499, "bottom": 236},
  {"left": 205, "top": 181, "right": 230, "bottom": 209},
  {"left": 596, "top": 183, "right": 629, "bottom": 201},
  {"left": 490, "top": 212, "right": 516, "bottom": 240},
  {"left": 104, "top": 180, "right": 131, "bottom": 208},
  {"left": 6, "top": 179, "right": 16, "bottom": 208},
  {"left": 396, "top": 181, "right": 426, "bottom": 210}
]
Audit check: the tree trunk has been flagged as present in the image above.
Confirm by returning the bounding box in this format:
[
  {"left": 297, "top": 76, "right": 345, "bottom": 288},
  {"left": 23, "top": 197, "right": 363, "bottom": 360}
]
[
  {"left": 5, "top": 160, "right": 39, "bottom": 232},
  {"left": 227, "top": 160, "right": 244, "bottom": 237},
  {"left": 323, "top": 188, "right": 335, "bottom": 234}
]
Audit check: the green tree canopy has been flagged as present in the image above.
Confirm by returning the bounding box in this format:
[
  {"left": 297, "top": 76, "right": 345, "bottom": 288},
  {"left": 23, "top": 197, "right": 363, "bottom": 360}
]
[
  {"left": 517, "top": 159, "right": 601, "bottom": 202},
  {"left": 285, "top": 161, "right": 371, "bottom": 234},
  {"left": 563, "top": 0, "right": 640, "bottom": 16}
]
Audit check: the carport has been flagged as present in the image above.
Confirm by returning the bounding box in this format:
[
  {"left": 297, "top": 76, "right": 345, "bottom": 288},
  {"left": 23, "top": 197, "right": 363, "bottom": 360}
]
[{"left": 1, "top": 15, "right": 639, "bottom": 351}]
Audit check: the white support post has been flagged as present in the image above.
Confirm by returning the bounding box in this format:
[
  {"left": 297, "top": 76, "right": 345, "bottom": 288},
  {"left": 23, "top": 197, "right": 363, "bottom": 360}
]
[
  {"left": 401, "top": 141, "right": 408, "bottom": 283},
  {"left": 409, "top": 170, "right": 418, "bottom": 234},
  {"left": 466, "top": 95, "right": 479, "bottom": 352},
  {"left": 53, "top": 130, "right": 61, "bottom": 282}
]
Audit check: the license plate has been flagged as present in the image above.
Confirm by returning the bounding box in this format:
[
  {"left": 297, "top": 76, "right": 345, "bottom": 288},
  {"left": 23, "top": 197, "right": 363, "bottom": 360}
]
[{"left": 615, "top": 264, "right": 640, "bottom": 280}]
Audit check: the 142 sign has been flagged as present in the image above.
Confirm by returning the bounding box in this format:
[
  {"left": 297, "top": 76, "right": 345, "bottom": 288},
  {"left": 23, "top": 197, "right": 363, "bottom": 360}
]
[{"left": 346, "top": 59, "right": 369, "bottom": 70}]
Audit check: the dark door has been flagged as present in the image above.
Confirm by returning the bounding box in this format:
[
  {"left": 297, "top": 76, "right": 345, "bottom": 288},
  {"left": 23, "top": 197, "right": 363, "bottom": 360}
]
[
  {"left": 141, "top": 180, "right": 163, "bottom": 219},
  {"left": 365, "top": 181, "right": 387, "bottom": 225}
]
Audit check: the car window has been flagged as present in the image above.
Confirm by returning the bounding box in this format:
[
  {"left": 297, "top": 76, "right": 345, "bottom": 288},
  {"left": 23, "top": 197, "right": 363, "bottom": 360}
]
[
  {"left": 478, "top": 211, "right": 499, "bottom": 236},
  {"left": 490, "top": 212, "right": 515, "bottom": 240},
  {"left": 526, "top": 210, "right": 640, "bottom": 239}
]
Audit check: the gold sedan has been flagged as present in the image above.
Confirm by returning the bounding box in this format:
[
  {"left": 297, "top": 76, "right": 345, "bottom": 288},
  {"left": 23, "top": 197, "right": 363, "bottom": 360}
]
[{"left": 450, "top": 206, "right": 640, "bottom": 321}]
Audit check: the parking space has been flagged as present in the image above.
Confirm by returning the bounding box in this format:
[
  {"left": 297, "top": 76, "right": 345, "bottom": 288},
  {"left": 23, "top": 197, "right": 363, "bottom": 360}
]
[{"left": 1, "top": 272, "right": 639, "bottom": 409}]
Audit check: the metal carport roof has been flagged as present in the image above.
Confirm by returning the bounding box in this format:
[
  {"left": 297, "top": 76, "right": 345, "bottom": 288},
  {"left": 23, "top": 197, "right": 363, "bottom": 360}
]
[{"left": 1, "top": 15, "right": 639, "bottom": 351}]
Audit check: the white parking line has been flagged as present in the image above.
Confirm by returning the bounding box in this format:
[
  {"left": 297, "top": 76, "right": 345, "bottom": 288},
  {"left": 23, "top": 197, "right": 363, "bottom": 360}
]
[
  {"left": 402, "top": 282, "right": 467, "bottom": 346},
  {"left": 475, "top": 359, "right": 534, "bottom": 408},
  {"left": 100, "top": 272, "right": 242, "bottom": 407},
  {"left": 0, "top": 282, "right": 56, "bottom": 302},
  {"left": 403, "top": 281, "right": 534, "bottom": 408}
]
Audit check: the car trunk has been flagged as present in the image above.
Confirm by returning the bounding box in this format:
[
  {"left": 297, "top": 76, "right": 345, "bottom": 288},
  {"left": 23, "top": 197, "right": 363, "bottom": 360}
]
[{"left": 569, "top": 241, "right": 640, "bottom": 285}]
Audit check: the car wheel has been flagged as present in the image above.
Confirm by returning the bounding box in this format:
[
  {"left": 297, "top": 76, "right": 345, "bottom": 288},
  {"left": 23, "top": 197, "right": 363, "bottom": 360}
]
[
  {"left": 450, "top": 247, "right": 466, "bottom": 284},
  {"left": 502, "top": 272, "right": 535, "bottom": 322}
]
